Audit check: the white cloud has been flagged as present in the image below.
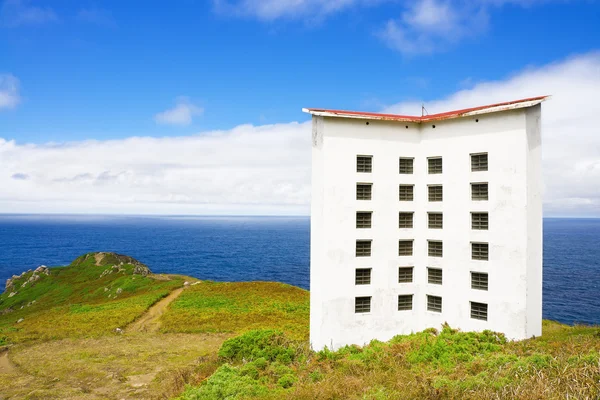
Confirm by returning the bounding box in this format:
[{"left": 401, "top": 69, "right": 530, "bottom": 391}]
[
  {"left": 0, "top": 74, "right": 20, "bottom": 109},
  {"left": 0, "top": 0, "right": 58, "bottom": 27},
  {"left": 154, "top": 98, "right": 204, "bottom": 126},
  {"left": 1, "top": 52, "right": 599, "bottom": 216}
]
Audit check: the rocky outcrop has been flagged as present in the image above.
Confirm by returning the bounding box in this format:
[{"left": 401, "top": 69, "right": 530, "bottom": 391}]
[
  {"left": 72, "top": 252, "right": 152, "bottom": 277},
  {"left": 4, "top": 265, "right": 51, "bottom": 293}
]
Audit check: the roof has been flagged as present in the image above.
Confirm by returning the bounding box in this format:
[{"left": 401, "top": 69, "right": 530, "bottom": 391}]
[{"left": 302, "top": 96, "right": 549, "bottom": 123}]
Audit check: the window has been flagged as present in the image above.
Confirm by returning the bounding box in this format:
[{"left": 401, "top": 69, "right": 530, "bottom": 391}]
[
  {"left": 428, "top": 241, "right": 443, "bottom": 257},
  {"left": 399, "top": 185, "right": 414, "bottom": 201},
  {"left": 398, "top": 295, "right": 413, "bottom": 311},
  {"left": 399, "top": 212, "right": 414, "bottom": 228},
  {"left": 357, "top": 155, "right": 372, "bottom": 173},
  {"left": 472, "top": 243, "right": 489, "bottom": 260},
  {"left": 357, "top": 183, "right": 372, "bottom": 200},
  {"left": 428, "top": 185, "right": 443, "bottom": 202},
  {"left": 428, "top": 157, "right": 442, "bottom": 174},
  {"left": 356, "top": 212, "right": 372, "bottom": 229},
  {"left": 472, "top": 213, "right": 489, "bottom": 230},
  {"left": 398, "top": 267, "right": 413, "bottom": 283},
  {"left": 471, "top": 153, "right": 488, "bottom": 172},
  {"left": 356, "top": 240, "right": 372, "bottom": 257},
  {"left": 355, "top": 268, "right": 371, "bottom": 285},
  {"left": 471, "top": 183, "right": 488, "bottom": 200},
  {"left": 471, "top": 272, "right": 488, "bottom": 291},
  {"left": 428, "top": 268, "right": 442, "bottom": 285},
  {"left": 355, "top": 296, "right": 371, "bottom": 313},
  {"left": 471, "top": 302, "right": 488, "bottom": 321},
  {"left": 428, "top": 213, "right": 443, "bottom": 229},
  {"left": 399, "top": 158, "right": 414, "bottom": 174},
  {"left": 427, "top": 295, "right": 442, "bottom": 313},
  {"left": 398, "top": 240, "right": 413, "bottom": 256}
]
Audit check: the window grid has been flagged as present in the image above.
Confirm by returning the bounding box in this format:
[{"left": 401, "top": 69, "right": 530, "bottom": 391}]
[
  {"left": 399, "top": 212, "right": 414, "bottom": 228},
  {"left": 428, "top": 268, "right": 443, "bottom": 285},
  {"left": 472, "top": 183, "right": 489, "bottom": 200},
  {"left": 398, "top": 240, "right": 414, "bottom": 256},
  {"left": 356, "top": 183, "right": 372, "bottom": 200},
  {"left": 471, "top": 302, "right": 488, "bottom": 321},
  {"left": 356, "top": 240, "right": 372, "bottom": 257},
  {"left": 428, "top": 241, "right": 443, "bottom": 257},
  {"left": 428, "top": 157, "right": 443, "bottom": 174},
  {"left": 399, "top": 185, "right": 414, "bottom": 201},
  {"left": 471, "top": 153, "right": 488, "bottom": 172},
  {"left": 472, "top": 213, "right": 489, "bottom": 230},
  {"left": 427, "top": 295, "right": 442, "bottom": 313},
  {"left": 355, "top": 268, "right": 371, "bottom": 285},
  {"left": 428, "top": 185, "right": 443, "bottom": 202},
  {"left": 398, "top": 267, "right": 413, "bottom": 283},
  {"left": 356, "top": 212, "right": 372, "bottom": 229},
  {"left": 471, "top": 272, "right": 488, "bottom": 291},
  {"left": 357, "top": 156, "right": 372, "bottom": 173},
  {"left": 355, "top": 296, "right": 371, "bottom": 313},
  {"left": 398, "top": 295, "right": 413, "bottom": 311},
  {"left": 428, "top": 213, "right": 443, "bottom": 229},
  {"left": 472, "top": 243, "right": 489, "bottom": 260},
  {"left": 399, "top": 158, "right": 414, "bottom": 174}
]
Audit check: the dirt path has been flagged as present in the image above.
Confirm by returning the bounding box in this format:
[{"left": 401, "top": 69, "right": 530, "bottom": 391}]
[
  {"left": 0, "top": 350, "right": 16, "bottom": 374},
  {"left": 126, "top": 288, "right": 184, "bottom": 333}
]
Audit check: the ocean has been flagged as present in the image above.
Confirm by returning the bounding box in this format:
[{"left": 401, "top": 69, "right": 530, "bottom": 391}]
[{"left": 0, "top": 215, "right": 598, "bottom": 326}]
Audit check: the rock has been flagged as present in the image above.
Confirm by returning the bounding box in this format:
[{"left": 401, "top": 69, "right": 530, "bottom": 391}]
[
  {"left": 16, "top": 318, "right": 24, "bottom": 324},
  {"left": 183, "top": 281, "right": 190, "bottom": 287},
  {"left": 8, "top": 292, "right": 17, "bottom": 298},
  {"left": 116, "top": 288, "right": 123, "bottom": 295},
  {"left": 132, "top": 264, "right": 150, "bottom": 277},
  {"left": 104, "top": 287, "right": 109, "bottom": 292},
  {"left": 35, "top": 265, "right": 49, "bottom": 275},
  {"left": 21, "top": 281, "right": 28, "bottom": 288},
  {"left": 115, "top": 327, "right": 123, "bottom": 334},
  {"left": 28, "top": 274, "right": 40, "bottom": 283}
]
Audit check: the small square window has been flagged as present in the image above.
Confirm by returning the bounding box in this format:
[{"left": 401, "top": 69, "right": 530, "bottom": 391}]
[
  {"left": 398, "top": 240, "right": 413, "bottom": 256},
  {"left": 357, "top": 156, "right": 372, "bottom": 173},
  {"left": 427, "top": 295, "right": 442, "bottom": 313},
  {"left": 428, "top": 157, "right": 442, "bottom": 174},
  {"left": 357, "top": 183, "right": 372, "bottom": 200},
  {"left": 356, "top": 240, "right": 372, "bottom": 257},
  {"left": 471, "top": 153, "right": 488, "bottom": 172},
  {"left": 428, "top": 241, "right": 443, "bottom": 257},
  {"left": 428, "top": 213, "right": 443, "bottom": 229},
  {"left": 399, "top": 212, "right": 414, "bottom": 228},
  {"left": 399, "top": 158, "right": 414, "bottom": 174},
  {"left": 398, "top": 267, "right": 413, "bottom": 283},
  {"left": 355, "top": 296, "right": 371, "bottom": 313},
  {"left": 398, "top": 295, "right": 413, "bottom": 311},
  {"left": 471, "top": 302, "right": 488, "bottom": 321},
  {"left": 471, "top": 183, "right": 488, "bottom": 201},
  {"left": 472, "top": 243, "right": 489, "bottom": 261},
  {"left": 471, "top": 213, "right": 488, "bottom": 230},
  {"left": 428, "top": 185, "right": 443, "bottom": 202},
  {"left": 428, "top": 268, "right": 442, "bottom": 285},
  {"left": 355, "top": 268, "right": 371, "bottom": 285},
  {"left": 471, "top": 272, "right": 488, "bottom": 291},
  {"left": 399, "top": 185, "right": 414, "bottom": 201},
  {"left": 356, "top": 212, "right": 372, "bottom": 229}
]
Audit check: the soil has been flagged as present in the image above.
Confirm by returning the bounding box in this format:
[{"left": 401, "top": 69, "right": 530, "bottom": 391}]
[{"left": 126, "top": 288, "right": 184, "bottom": 333}]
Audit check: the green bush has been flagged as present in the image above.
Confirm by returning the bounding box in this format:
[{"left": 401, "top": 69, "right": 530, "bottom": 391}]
[
  {"left": 176, "top": 364, "right": 268, "bottom": 400},
  {"left": 277, "top": 373, "right": 297, "bottom": 389},
  {"left": 218, "top": 330, "right": 297, "bottom": 364}
]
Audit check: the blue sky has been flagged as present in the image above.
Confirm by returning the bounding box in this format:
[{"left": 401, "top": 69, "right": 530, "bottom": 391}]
[
  {"left": 1, "top": 0, "right": 600, "bottom": 216},
  {"left": 1, "top": 0, "right": 599, "bottom": 143}
]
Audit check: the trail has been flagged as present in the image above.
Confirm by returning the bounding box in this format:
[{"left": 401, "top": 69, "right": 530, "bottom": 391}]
[
  {"left": 0, "top": 350, "right": 17, "bottom": 374},
  {"left": 126, "top": 288, "right": 184, "bottom": 333}
]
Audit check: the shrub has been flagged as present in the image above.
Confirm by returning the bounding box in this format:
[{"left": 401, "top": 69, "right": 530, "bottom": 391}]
[
  {"left": 218, "top": 330, "right": 297, "bottom": 364},
  {"left": 176, "top": 364, "right": 268, "bottom": 400},
  {"left": 278, "top": 374, "right": 297, "bottom": 389}
]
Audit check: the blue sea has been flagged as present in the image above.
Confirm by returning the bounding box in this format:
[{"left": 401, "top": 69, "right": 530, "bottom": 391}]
[{"left": 0, "top": 215, "right": 598, "bottom": 326}]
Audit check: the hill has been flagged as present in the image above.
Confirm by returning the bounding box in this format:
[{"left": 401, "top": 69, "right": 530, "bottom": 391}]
[{"left": 0, "top": 253, "right": 598, "bottom": 400}]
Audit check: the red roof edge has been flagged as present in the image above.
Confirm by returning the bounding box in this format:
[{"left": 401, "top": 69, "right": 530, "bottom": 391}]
[{"left": 303, "top": 95, "right": 549, "bottom": 123}]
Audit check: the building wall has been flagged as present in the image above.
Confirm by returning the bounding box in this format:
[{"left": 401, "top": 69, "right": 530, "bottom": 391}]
[{"left": 310, "top": 107, "right": 543, "bottom": 351}]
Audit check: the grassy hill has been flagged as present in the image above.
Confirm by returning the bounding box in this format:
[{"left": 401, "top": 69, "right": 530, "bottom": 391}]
[{"left": 0, "top": 252, "right": 598, "bottom": 400}]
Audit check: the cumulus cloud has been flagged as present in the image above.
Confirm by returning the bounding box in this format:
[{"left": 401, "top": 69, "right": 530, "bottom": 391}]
[
  {"left": 0, "top": 0, "right": 58, "bottom": 27},
  {"left": 1, "top": 52, "right": 599, "bottom": 216},
  {"left": 154, "top": 98, "right": 204, "bottom": 126},
  {"left": 0, "top": 74, "right": 20, "bottom": 109}
]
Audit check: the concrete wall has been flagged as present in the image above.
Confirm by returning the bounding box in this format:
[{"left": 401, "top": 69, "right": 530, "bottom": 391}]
[{"left": 310, "top": 107, "right": 543, "bottom": 351}]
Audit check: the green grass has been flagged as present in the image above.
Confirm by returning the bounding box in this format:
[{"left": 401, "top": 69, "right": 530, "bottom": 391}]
[{"left": 160, "top": 281, "right": 309, "bottom": 340}]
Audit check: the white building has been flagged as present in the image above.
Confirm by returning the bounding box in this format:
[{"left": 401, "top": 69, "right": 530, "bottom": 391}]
[{"left": 303, "top": 96, "right": 547, "bottom": 351}]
